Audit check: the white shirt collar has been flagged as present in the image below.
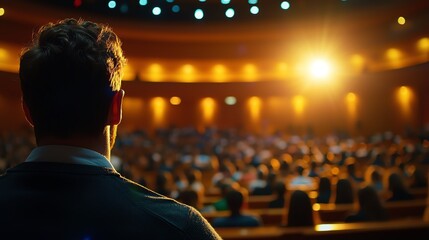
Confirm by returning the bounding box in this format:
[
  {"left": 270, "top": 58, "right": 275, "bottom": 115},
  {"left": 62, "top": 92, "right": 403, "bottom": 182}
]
[{"left": 25, "top": 145, "right": 115, "bottom": 169}]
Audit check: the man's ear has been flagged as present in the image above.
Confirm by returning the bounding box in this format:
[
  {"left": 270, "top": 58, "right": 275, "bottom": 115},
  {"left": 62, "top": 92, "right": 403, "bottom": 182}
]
[
  {"left": 21, "top": 98, "right": 34, "bottom": 127},
  {"left": 107, "top": 90, "right": 124, "bottom": 125}
]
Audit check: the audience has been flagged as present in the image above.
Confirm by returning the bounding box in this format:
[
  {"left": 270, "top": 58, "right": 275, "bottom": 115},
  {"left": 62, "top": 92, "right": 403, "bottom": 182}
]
[
  {"left": 285, "top": 190, "right": 315, "bottom": 227},
  {"left": 335, "top": 178, "right": 355, "bottom": 204},
  {"left": 345, "top": 186, "right": 389, "bottom": 222},
  {"left": 386, "top": 172, "right": 414, "bottom": 202},
  {"left": 1, "top": 121, "right": 428, "bottom": 230},
  {"left": 269, "top": 181, "right": 287, "bottom": 208},
  {"left": 211, "top": 188, "right": 263, "bottom": 228},
  {"left": 316, "top": 177, "right": 332, "bottom": 204}
]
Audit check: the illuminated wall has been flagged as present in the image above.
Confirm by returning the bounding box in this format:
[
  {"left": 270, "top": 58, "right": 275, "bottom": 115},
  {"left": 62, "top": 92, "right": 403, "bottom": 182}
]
[{"left": 0, "top": 63, "right": 428, "bottom": 136}]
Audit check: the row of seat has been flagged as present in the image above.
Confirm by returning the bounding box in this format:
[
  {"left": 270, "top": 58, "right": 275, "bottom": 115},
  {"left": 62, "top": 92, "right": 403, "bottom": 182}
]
[
  {"left": 215, "top": 219, "right": 429, "bottom": 240},
  {"left": 202, "top": 199, "right": 428, "bottom": 225},
  {"left": 203, "top": 187, "right": 427, "bottom": 209}
]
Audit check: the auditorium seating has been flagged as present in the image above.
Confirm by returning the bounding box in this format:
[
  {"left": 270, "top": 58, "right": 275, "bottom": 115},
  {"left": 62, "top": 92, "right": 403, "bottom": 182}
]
[{"left": 215, "top": 219, "right": 429, "bottom": 240}]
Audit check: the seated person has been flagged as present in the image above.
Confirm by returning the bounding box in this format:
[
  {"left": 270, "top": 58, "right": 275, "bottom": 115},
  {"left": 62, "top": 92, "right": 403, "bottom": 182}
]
[
  {"left": 269, "top": 181, "right": 287, "bottom": 208},
  {"left": 211, "top": 188, "right": 263, "bottom": 228},
  {"left": 345, "top": 185, "right": 388, "bottom": 222},
  {"left": 386, "top": 172, "right": 414, "bottom": 202},
  {"left": 178, "top": 189, "right": 202, "bottom": 211},
  {"left": 288, "top": 165, "right": 316, "bottom": 191},
  {"left": 285, "top": 190, "right": 315, "bottom": 227}
]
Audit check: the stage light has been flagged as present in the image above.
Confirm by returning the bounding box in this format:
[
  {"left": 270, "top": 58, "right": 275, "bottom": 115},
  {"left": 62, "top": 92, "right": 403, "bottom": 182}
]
[
  {"left": 108, "top": 1, "right": 116, "bottom": 9},
  {"left": 250, "top": 6, "right": 259, "bottom": 14},
  {"left": 243, "top": 64, "right": 258, "bottom": 81},
  {"left": 292, "top": 95, "right": 305, "bottom": 115},
  {"left": 225, "top": 96, "right": 237, "bottom": 105},
  {"left": 151, "top": 97, "right": 167, "bottom": 126},
  {"left": 225, "top": 8, "right": 235, "bottom": 18},
  {"left": 153, "top": 7, "right": 161, "bottom": 15},
  {"left": 139, "top": 0, "right": 148, "bottom": 6},
  {"left": 417, "top": 37, "right": 429, "bottom": 52},
  {"left": 221, "top": 0, "right": 231, "bottom": 4},
  {"left": 248, "top": 0, "right": 258, "bottom": 4},
  {"left": 0, "top": 8, "right": 4, "bottom": 17},
  {"left": 309, "top": 58, "right": 331, "bottom": 79},
  {"left": 281, "top": 1, "right": 290, "bottom": 10},
  {"left": 212, "top": 64, "right": 227, "bottom": 82},
  {"left": 397, "top": 16, "right": 406, "bottom": 25},
  {"left": 147, "top": 63, "right": 164, "bottom": 82},
  {"left": 194, "top": 9, "right": 204, "bottom": 20},
  {"left": 170, "top": 96, "right": 181, "bottom": 105},
  {"left": 201, "top": 98, "right": 216, "bottom": 123}
]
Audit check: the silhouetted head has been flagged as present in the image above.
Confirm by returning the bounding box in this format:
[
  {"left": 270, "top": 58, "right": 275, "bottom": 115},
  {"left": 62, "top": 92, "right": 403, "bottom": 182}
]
[
  {"left": 287, "top": 190, "right": 314, "bottom": 227},
  {"left": 225, "top": 188, "right": 245, "bottom": 215},
  {"left": 357, "top": 185, "right": 388, "bottom": 221},
  {"left": 178, "top": 189, "right": 200, "bottom": 210},
  {"left": 335, "top": 178, "right": 354, "bottom": 204},
  {"left": 20, "top": 18, "right": 126, "bottom": 141}
]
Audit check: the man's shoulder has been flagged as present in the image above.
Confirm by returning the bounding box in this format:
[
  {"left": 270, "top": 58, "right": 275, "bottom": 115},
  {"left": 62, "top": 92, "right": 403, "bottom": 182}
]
[
  {"left": 115, "top": 177, "right": 210, "bottom": 223},
  {"left": 116, "top": 177, "right": 221, "bottom": 239}
]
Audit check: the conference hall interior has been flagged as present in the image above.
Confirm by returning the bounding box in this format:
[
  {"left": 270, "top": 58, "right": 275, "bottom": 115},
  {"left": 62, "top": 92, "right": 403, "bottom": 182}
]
[{"left": 1, "top": 0, "right": 429, "bottom": 239}]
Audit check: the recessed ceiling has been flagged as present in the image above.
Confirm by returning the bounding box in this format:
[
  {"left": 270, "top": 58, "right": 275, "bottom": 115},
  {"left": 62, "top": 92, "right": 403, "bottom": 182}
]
[{"left": 1, "top": 0, "right": 429, "bottom": 82}]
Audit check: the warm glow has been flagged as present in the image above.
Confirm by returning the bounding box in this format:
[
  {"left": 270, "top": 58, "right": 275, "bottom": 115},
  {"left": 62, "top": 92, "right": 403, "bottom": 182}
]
[
  {"left": 276, "top": 62, "right": 288, "bottom": 75},
  {"left": 123, "top": 98, "right": 144, "bottom": 114},
  {"left": 248, "top": 96, "right": 262, "bottom": 122},
  {"left": 346, "top": 92, "right": 357, "bottom": 119},
  {"left": 397, "top": 86, "right": 413, "bottom": 117},
  {"left": 312, "top": 203, "right": 321, "bottom": 211},
  {"left": 180, "top": 64, "right": 196, "bottom": 82},
  {"left": 331, "top": 167, "right": 340, "bottom": 175},
  {"left": 417, "top": 38, "right": 429, "bottom": 52},
  {"left": 386, "top": 48, "right": 403, "bottom": 67},
  {"left": 0, "top": 8, "right": 4, "bottom": 16},
  {"left": 0, "top": 48, "right": 9, "bottom": 61},
  {"left": 350, "top": 54, "right": 365, "bottom": 72},
  {"left": 386, "top": 48, "right": 402, "bottom": 60},
  {"left": 147, "top": 63, "right": 164, "bottom": 81},
  {"left": 212, "top": 64, "right": 227, "bottom": 82},
  {"left": 309, "top": 58, "right": 331, "bottom": 79},
  {"left": 397, "top": 16, "right": 406, "bottom": 25},
  {"left": 225, "top": 96, "right": 237, "bottom": 105},
  {"left": 170, "top": 96, "right": 181, "bottom": 105},
  {"left": 150, "top": 97, "right": 167, "bottom": 126},
  {"left": 316, "top": 224, "right": 335, "bottom": 231},
  {"left": 309, "top": 191, "right": 318, "bottom": 199},
  {"left": 122, "top": 64, "right": 135, "bottom": 81},
  {"left": 292, "top": 95, "right": 305, "bottom": 115},
  {"left": 201, "top": 97, "right": 216, "bottom": 124},
  {"left": 243, "top": 64, "right": 258, "bottom": 81}
]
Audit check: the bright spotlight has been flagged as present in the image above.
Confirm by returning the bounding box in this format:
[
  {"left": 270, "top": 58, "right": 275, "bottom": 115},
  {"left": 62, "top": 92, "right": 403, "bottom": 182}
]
[
  {"left": 309, "top": 59, "right": 331, "bottom": 79},
  {"left": 152, "top": 7, "right": 161, "bottom": 15},
  {"left": 225, "top": 8, "right": 235, "bottom": 18},
  {"left": 250, "top": 6, "right": 259, "bottom": 14},
  {"left": 194, "top": 9, "right": 204, "bottom": 19},
  {"left": 281, "top": 1, "right": 290, "bottom": 10},
  {"left": 108, "top": 1, "right": 116, "bottom": 9}
]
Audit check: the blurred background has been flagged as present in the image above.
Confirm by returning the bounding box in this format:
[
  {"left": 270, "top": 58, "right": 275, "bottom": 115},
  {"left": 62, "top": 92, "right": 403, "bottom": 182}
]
[
  {"left": 1, "top": 1, "right": 429, "bottom": 236},
  {"left": 0, "top": 0, "right": 428, "bottom": 136}
]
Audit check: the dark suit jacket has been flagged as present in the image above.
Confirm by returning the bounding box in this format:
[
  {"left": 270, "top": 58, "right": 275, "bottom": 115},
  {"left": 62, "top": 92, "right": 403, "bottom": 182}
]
[{"left": 0, "top": 162, "right": 220, "bottom": 240}]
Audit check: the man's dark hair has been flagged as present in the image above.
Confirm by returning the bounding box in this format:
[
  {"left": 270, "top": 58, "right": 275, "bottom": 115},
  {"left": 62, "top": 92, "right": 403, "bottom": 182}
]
[
  {"left": 19, "top": 18, "right": 126, "bottom": 139},
  {"left": 225, "top": 188, "right": 244, "bottom": 215}
]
